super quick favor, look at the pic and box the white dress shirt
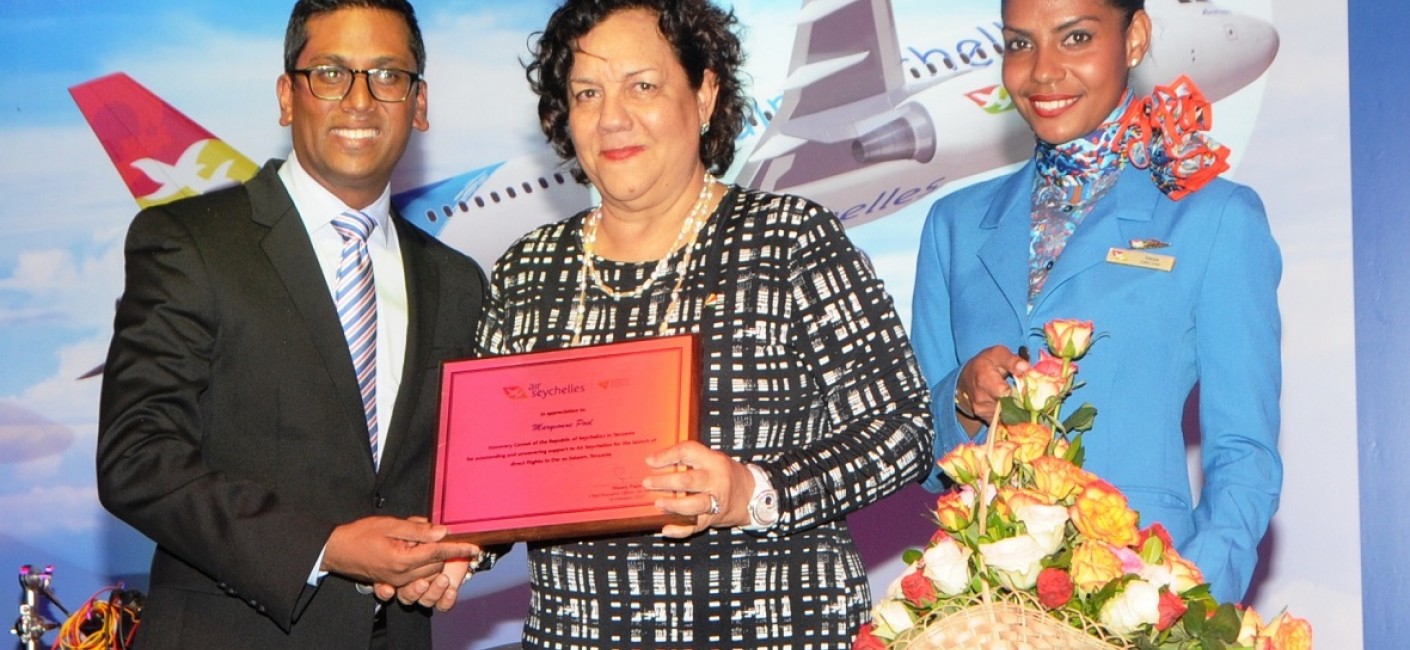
[279,152,409,468]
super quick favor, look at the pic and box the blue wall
[1351,0,1410,647]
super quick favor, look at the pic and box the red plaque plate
[431,334,700,544]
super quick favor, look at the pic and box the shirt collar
[279,150,393,245]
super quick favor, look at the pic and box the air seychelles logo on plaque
[502,382,587,400]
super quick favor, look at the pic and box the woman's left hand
[643,440,754,537]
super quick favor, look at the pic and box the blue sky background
[0,1,1359,648]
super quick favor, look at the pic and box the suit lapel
[1031,168,1162,314]
[247,163,377,474]
[977,161,1038,326]
[376,216,440,483]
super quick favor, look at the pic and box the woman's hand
[643,440,754,538]
[954,345,1030,435]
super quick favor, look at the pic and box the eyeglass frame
[287,65,424,103]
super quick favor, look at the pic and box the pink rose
[901,568,937,606]
[1032,349,1076,380]
[1156,589,1187,631]
[1043,318,1095,360]
[853,622,887,650]
[1036,567,1074,609]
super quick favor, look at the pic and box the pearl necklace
[569,173,716,345]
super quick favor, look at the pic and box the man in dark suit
[96,1,484,647]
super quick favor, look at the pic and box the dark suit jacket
[97,161,486,649]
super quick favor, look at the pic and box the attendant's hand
[955,345,1029,435]
[321,516,481,589]
[643,440,753,537]
[375,558,473,612]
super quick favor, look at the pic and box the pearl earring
[700,122,710,136]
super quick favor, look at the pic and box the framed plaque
[431,334,700,545]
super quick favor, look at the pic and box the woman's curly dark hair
[525,0,749,184]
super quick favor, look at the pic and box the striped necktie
[332,211,379,467]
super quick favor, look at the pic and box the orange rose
[939,443,987,484]
[998,486,1051,515]
[1236,607,1265,645]
[1031,456,1092,503]
[1070,480,1140,547]
[988,440,1017,481]
[1015,366,1066,411]
[1001,422,1053,462]
[1044,318,1095,360]
[1268,612,1313,650]
[934,487,973,533]
[1166,553,1205,595]
[1070,540,1124,593]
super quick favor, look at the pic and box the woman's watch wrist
[742,464,779,531]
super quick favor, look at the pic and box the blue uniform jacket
[911,159,1282,603]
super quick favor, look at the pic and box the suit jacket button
[374,494,387,509]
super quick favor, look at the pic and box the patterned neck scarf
[1026,75,1229,306]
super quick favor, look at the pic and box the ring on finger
[706,493,721,515]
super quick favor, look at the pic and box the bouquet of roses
[855,319,1311,650]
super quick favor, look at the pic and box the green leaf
[999,397,1029,425]
[1067,432,1087,466]
[1062,403,1098,433]
[902,548,923,565]
[1181,601,1208,635]
[1205,604,1242,642]
[1140,534,1165,564]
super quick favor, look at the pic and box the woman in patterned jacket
[471,0,932,647]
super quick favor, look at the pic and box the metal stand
[10,565,66,650]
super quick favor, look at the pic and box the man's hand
[321,516,480,588]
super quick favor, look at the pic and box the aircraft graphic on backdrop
[737,0,1280,227]
[68,0,1276,377]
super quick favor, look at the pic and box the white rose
[979,534,1046,590]
[922,538,973,596]
[1015,503,1070,556]
[884,570,906,600]
[1099,579,1161,635]
[1139,562,1174,590]
[871,598,915,640]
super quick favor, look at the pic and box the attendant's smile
[1029,95,1079,118]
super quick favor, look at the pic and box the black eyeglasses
[288,65,422,102]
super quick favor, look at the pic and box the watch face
[750,490,779,525]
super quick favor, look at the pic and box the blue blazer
[911,159,1282,604]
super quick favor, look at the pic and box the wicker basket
[894,591,1131,650]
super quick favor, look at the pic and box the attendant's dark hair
[1105,0,1145,27]
[1003,0,1144,27]
[525,0,749,184]
[285,0,426,73]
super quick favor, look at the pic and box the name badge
[1106,247,1175,272]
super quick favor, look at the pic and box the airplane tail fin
[69,73,259,208]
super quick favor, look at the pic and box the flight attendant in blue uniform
[910,0,1282,604]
